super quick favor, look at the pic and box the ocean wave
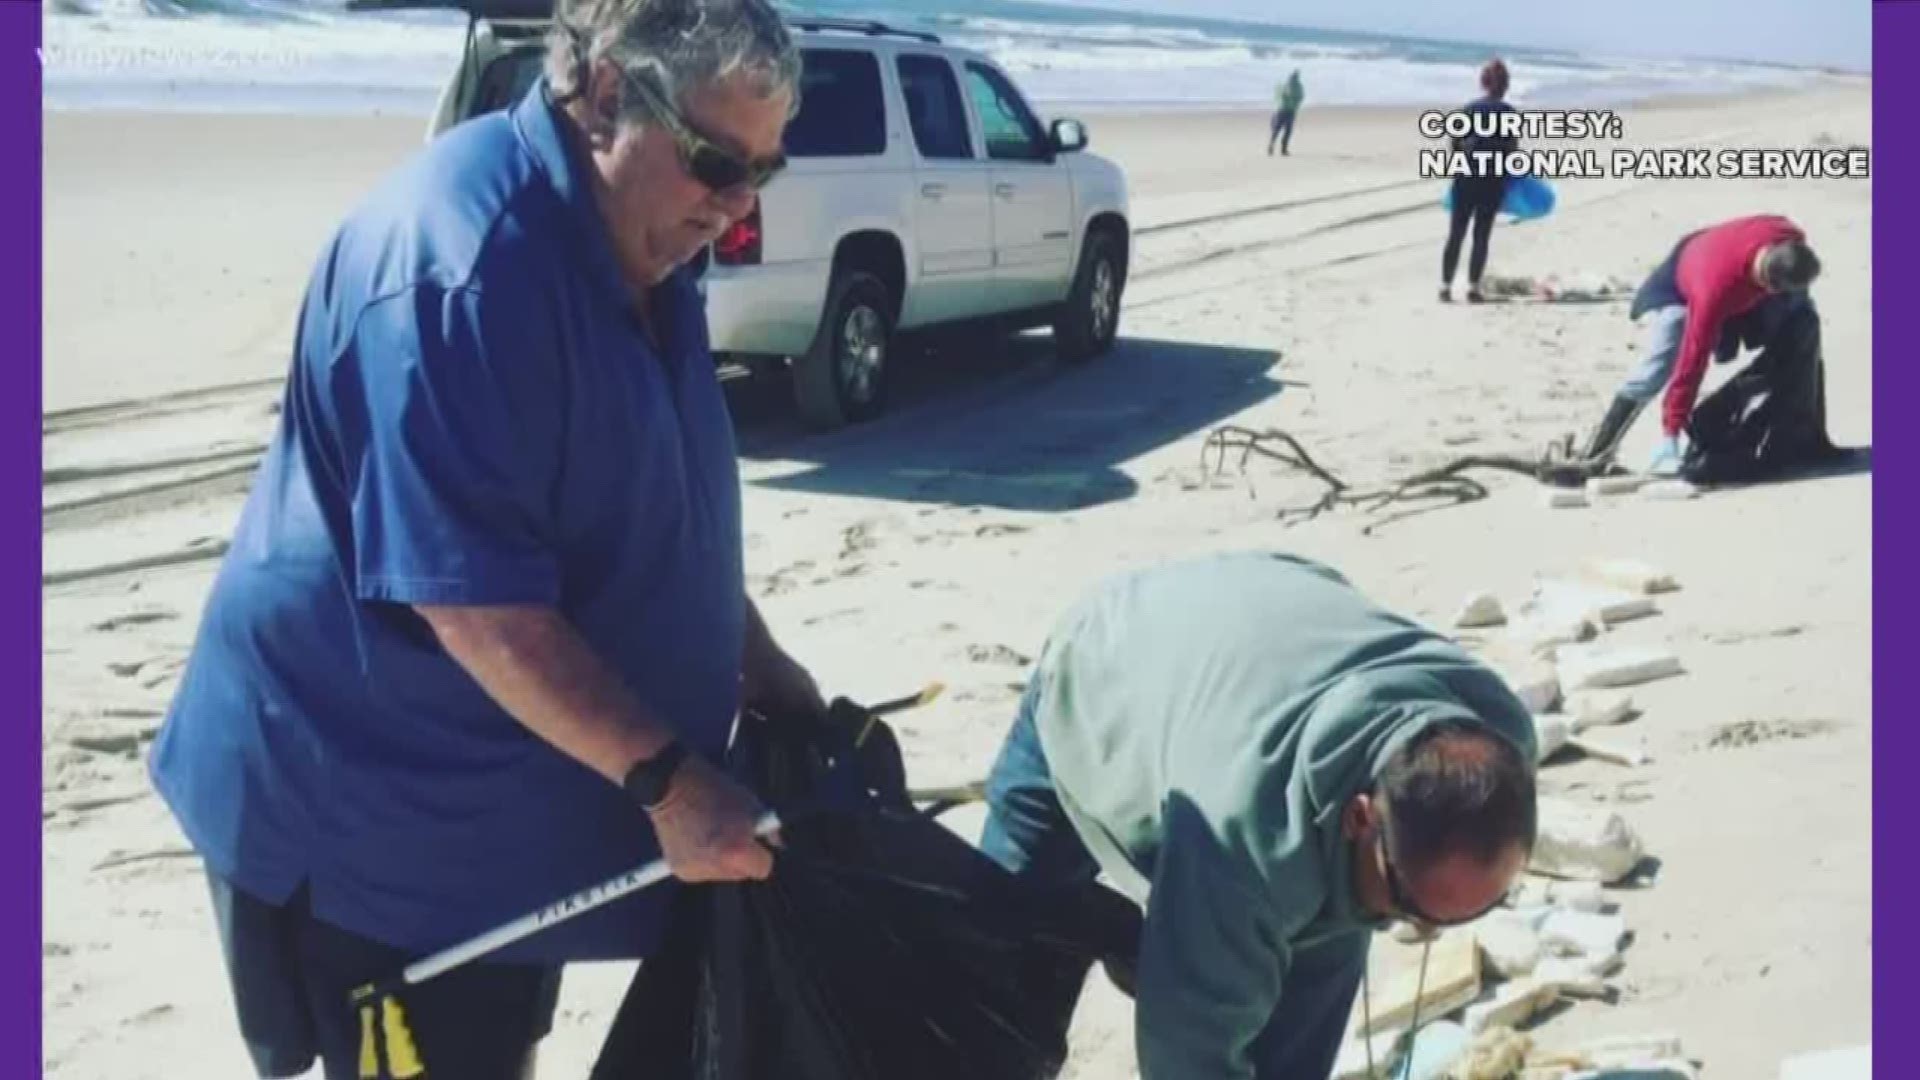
[931,13,1378,61]
[52,0,369,20]
[43,0,1828,114]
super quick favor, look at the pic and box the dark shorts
[208,872,562,1080]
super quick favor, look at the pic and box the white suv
[354,1,1133,427]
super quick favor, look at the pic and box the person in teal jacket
[1269,69,1304,155]
[979,551,1539,1080]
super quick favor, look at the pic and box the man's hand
[646,753,776,882]
[1648,434,1688,477]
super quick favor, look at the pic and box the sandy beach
[44,80,1872,1079]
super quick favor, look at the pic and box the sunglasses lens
[690,147,748,192]
[689,145,786,193]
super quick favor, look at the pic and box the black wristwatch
[622,741,689,811]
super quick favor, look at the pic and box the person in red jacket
[1579,215,1826,475]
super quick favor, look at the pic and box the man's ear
[1342,793,1377,841]
[586,60,624,144]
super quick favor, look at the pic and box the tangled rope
[1201,426,1617,535]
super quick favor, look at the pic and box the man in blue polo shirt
[148,2,808,1076]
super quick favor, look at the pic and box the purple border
[7,1,42,1073]
[1875,0,1903,1062]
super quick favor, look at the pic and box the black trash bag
[590,707,1142,1080]
[1682,296,1844,485]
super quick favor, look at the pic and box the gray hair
[546,0,801,125]
[1759,238,1821,293]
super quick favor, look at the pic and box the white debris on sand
[1473,911,1544,978]
[1464,978,1562,1035]
[1558,1033,1690,1073]
[1585,475,1647,498]
[1535,950,1625,984]
[1566,734,1652,768]
[1579,559,1681,596]
[1530,799,1647,884]
[1344,867,1651,1077]
[1510,610,1603,657]
[1455,1026,1533,1080]
[1492,659,1563,714]
[1362,557,1713,1074]
[1477,271,1639,303]
[1545,881,1610,913]
[1540,910,1628,961]
[1526,581,1658,629]
[1566,1053,1704,1068]
[1455,592,1509,629]
[1566,692,1637,732]
[1534,713,1573,762]
[1556,645,1683,691]
[1641,480,1701,501]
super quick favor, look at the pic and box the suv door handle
[995,183,1017,200]
[920,182,947,200]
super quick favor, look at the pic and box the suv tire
[1054,228,1124,363]
[796,269,894,429]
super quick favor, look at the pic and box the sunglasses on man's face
[1377,831,1505,930]
[625,73,786,193]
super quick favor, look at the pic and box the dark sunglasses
[1377,830,1505,930]
[625,72,787,193]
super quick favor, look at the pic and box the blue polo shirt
[149,81,746,961]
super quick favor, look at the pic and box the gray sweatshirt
[1030,552,1537,1079]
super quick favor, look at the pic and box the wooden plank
[1348,930,1483,1036]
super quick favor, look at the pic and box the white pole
[401,811,781,986]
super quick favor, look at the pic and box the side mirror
[1050,118,1089,154]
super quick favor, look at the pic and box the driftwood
[1201,426,1618,535]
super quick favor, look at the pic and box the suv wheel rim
[1090,258,1117,340]
[841,304,886,404]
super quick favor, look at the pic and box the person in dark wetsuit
[1440,59,1518,304]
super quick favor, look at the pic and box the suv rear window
[477,47,545,116]
[784,48,887,158]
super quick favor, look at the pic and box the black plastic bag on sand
[1682,359,1843,484]
[1682,299,1846,485]
[590,708,1142,1080]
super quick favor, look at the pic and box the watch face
[627,744,685,808]
[634,764,663,803]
